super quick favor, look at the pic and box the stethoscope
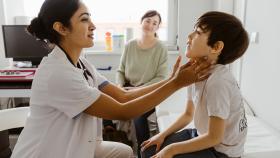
[58,45,94,82]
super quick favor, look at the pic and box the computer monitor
[2,25,52,67]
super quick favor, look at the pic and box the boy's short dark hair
[195,11,249,65]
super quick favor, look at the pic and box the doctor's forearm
[85,78,183,120]
[120,78,180,119]
[142,75,166,87]
[124,78,169,101]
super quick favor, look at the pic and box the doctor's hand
[169,56,182,79]
[192,56,215,79]
[173,58,211,87]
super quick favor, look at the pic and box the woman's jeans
[134,108,155,157]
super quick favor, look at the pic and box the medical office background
[0,0,279,133]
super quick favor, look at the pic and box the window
[23,0,178,51]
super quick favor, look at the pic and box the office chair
[0,107,30,132]
[0,107,29,158]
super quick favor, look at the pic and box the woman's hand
[169,56,182,79]
[141,133,166,153]
[151,145,175,158]
[193,57,214,80]
[173,57,212,87]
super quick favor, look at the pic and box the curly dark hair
[27,0,80,45]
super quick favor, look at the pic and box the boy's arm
[140,99,195,152]
[166,116,225,156]
[160,100,195,138]
[160,85,196,137]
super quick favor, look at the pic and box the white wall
[3,0,25,25]
[0,0,26,68]
[177,0,214,58]
[213,0,234,14]
[0,0,8,68]
[241,0,280,131]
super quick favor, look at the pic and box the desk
[0,67,34,98]
[0,89,31,98]
[0,89,30,109]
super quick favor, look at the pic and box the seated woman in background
[115,10,168,156]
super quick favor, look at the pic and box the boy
[141,11,249,158]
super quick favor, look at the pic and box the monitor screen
[2,25,52,66]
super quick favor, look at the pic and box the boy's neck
[193,56,218,65]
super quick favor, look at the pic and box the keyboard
[0,69,35,89]
[0,81,32,89]
[0,70,34,78]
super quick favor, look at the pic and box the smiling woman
[11,1,134,157]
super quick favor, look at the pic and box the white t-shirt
[190,64,248,157]
[11,46,109,158]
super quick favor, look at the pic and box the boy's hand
[151,145,175,158]
[141,133,166,153]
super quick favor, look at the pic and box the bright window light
[23,0,175,51]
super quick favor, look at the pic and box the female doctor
[11,0,210,158]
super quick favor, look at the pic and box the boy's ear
[53,22,69,36]
[212,41,224,55]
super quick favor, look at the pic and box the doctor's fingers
[173,56,182,71]
[174,55,182,68]
[171,56,182,77]
[194,55,215,71]
[194,61,212,72]
[196,64,213,78]
[196,73,211,82]
[179,60,195,71]
[193,61,213,77]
